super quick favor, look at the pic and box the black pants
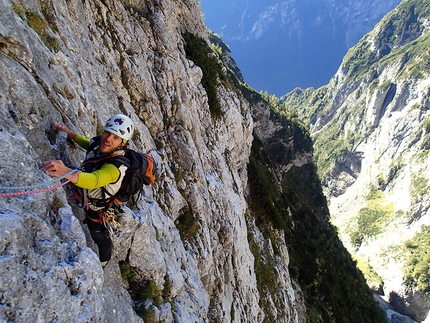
[86,212,112,262]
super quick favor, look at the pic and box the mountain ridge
[200,0,402,96]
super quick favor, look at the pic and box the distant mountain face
[200,0,401,96]
[281,0,430,320]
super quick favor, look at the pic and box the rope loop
[0,170,80,197]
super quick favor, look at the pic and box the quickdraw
[65,184,86,208]
[103,208,122,238]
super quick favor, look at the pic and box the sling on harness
[84,208,122,238]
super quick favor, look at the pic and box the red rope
[0,172,80,197]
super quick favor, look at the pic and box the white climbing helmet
[104,114,134,141]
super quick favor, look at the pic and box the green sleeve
[74,134,91,150]
[75,163,121,189]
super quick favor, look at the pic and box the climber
[42,114,135,268]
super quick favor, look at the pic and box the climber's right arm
[52,122,90,150]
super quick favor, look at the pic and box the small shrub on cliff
[403,225,430,295]
[119,261,164,320]
[120,261,138,282]
[355,256,384,292]
[175,206,199,240]
[183,32,225,119]
[409,173,429,203]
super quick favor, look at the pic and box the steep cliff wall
[0,0,305,322]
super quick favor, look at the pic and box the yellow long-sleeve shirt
[73,134,121,190]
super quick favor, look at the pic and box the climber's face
[99,130,124,154]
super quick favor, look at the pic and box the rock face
[0,0,306,322]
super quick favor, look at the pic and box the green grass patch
[409,173,430,203]
[403,225,430,295]
[354,255,384,291]
[119,261,164,321]
[24,10,60,52]
[349,185,394,246]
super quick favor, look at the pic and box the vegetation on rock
[246,99,387,322]
[403,225,430,295]
[183,32,226,119]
